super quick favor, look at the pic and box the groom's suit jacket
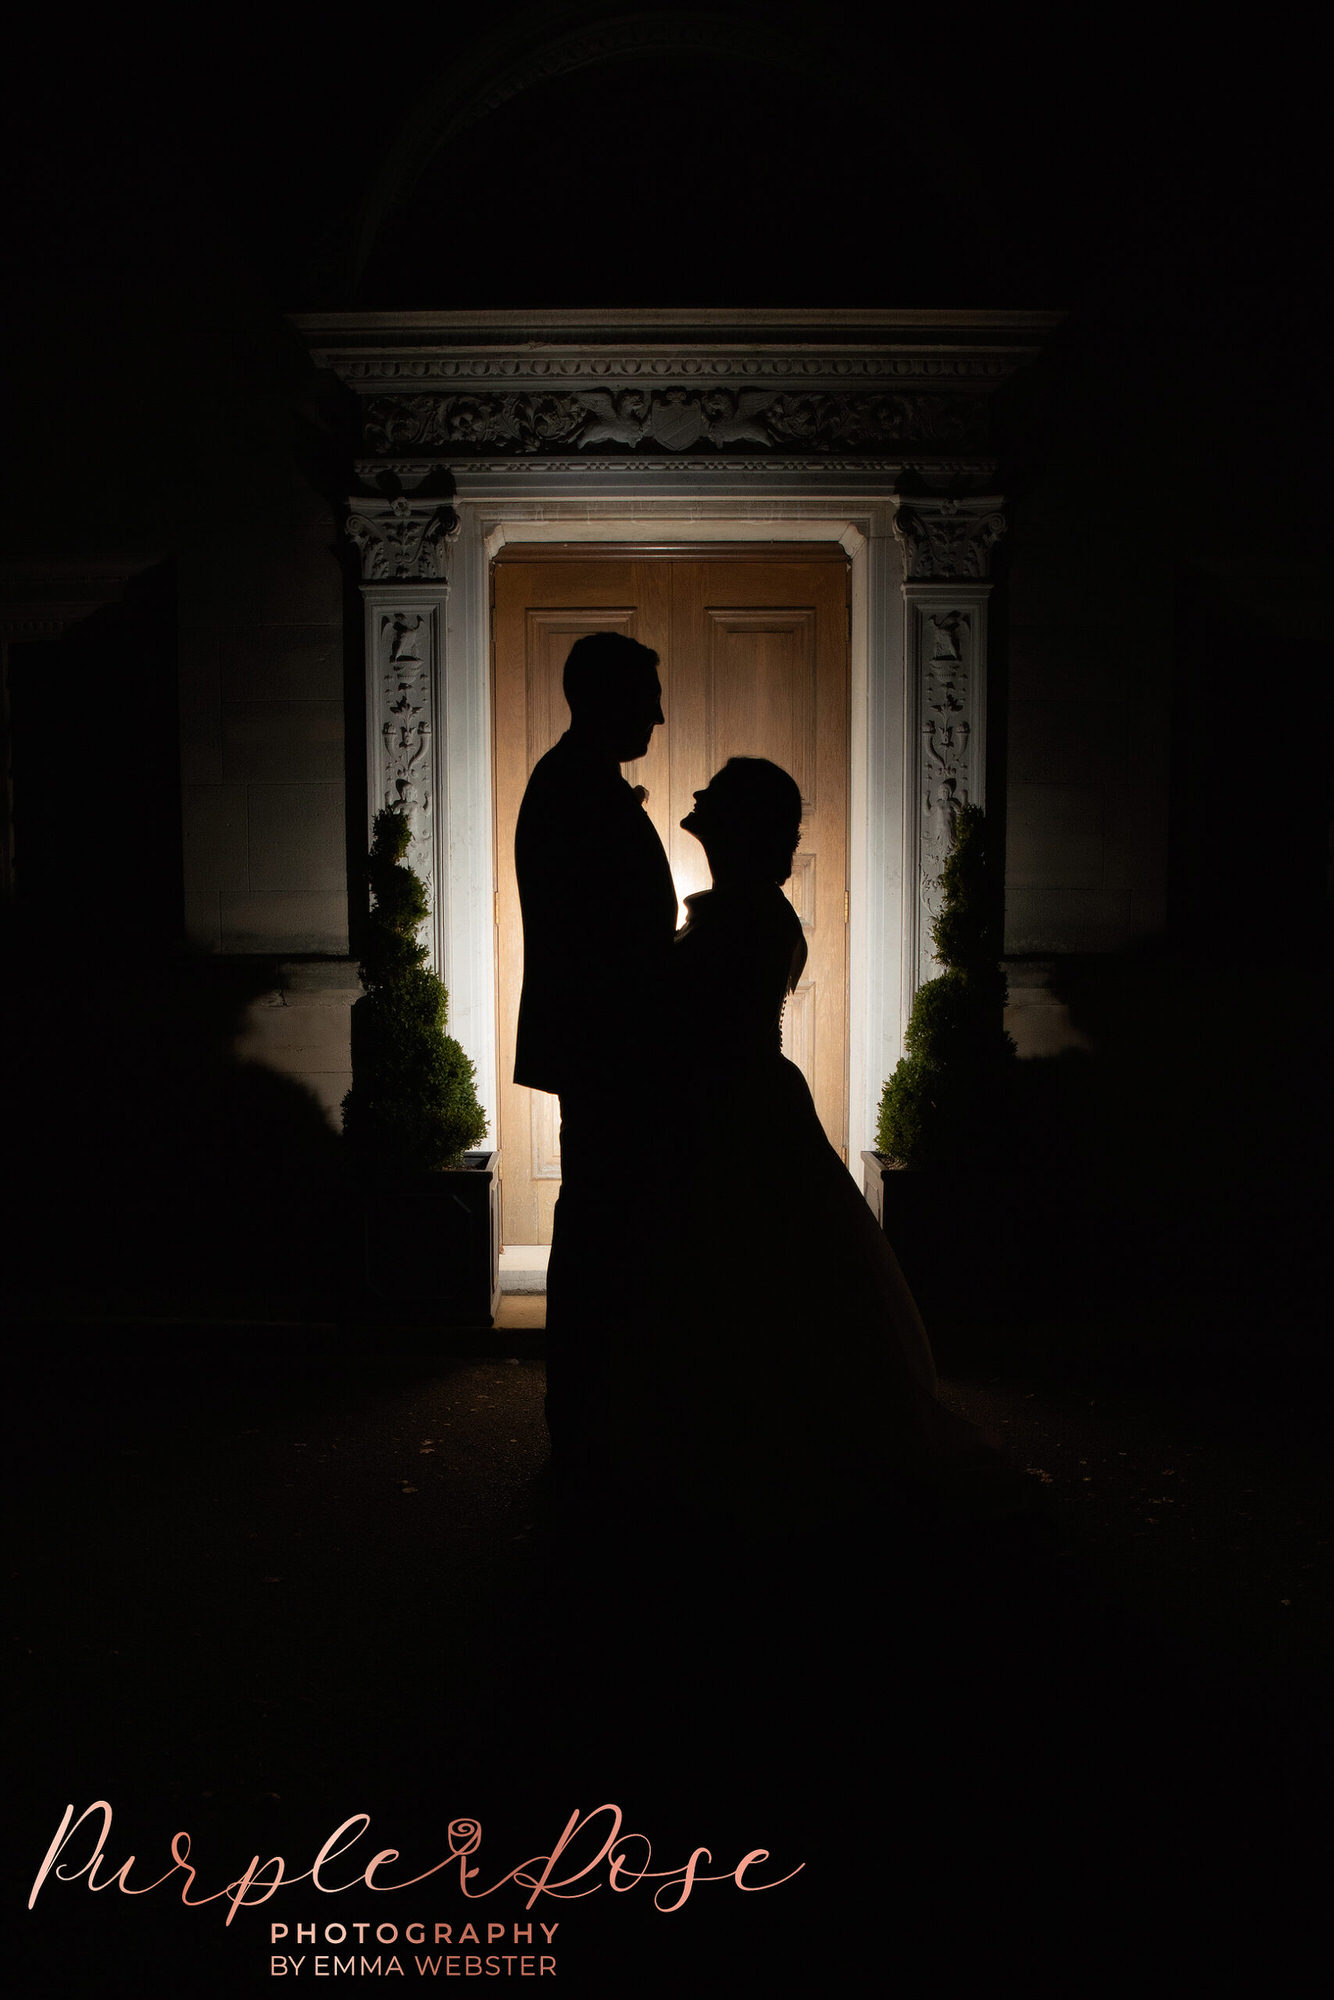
[514,731,678,1098]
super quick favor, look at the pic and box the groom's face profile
[564,635,664,761]
[610,668,665,763]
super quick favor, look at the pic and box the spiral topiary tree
[342,807,488,1177]
[875,803,1017,1167]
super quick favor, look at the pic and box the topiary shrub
[342,807,488,1177]
[875,803,1017,1167]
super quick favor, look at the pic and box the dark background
[4,5,1331,1992]
[3,0,1329,918]
[3,0,1329,1315]
[3,2,1328,575]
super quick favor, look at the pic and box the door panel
[493,553,849,1245]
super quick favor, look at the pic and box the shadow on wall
[0,907,356,1318]
[1013,933,1332,1355]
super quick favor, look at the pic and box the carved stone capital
[893,499,1006,580]
[346,497,460,581]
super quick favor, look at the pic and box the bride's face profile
[681,770,761,881]
[680,776,724,841]
[681,758,803,886]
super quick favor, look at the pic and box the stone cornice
[294,317,1055,405]
[295,313,1056,482]
[330,352,1021,389]
[293,313,1058,483]
[292,306,1064,346]
[363,457,999,486]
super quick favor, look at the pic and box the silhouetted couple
[516,631,1013,1531]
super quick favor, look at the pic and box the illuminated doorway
[491,545,850,1246]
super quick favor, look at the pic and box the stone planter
[861,1150,1034,1333]
[862,1151,953,1323]
[363,1149,501,1325]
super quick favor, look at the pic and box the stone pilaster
[347,497,459,950]
[894,499,1005,991]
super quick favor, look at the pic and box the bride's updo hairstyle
[710,757,803,883]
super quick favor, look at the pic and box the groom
[514,631,677,1471]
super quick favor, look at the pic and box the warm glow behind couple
[514,631,1018,1535]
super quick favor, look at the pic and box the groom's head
[564,633,664,762]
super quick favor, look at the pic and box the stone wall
[234,959,361,1131]
[179,507,348,957]
[178,501,356,1127]
[1003,476,1172,961]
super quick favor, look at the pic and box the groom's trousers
[544,1082,644,1469]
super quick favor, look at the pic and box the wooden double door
[493,547,850,1245]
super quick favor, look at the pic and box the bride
[605,755,1020,1532]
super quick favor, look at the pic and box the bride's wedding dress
[606,880,1019,1530]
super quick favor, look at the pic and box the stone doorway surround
[293,309,1059,1163]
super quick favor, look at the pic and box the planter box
[364,1149,501,1325]
[861,1150,1038,1331]
[863,1151,964,1323]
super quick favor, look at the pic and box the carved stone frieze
[893,500,1006,579]
[346,496,460,580]
[361,388,987,458]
